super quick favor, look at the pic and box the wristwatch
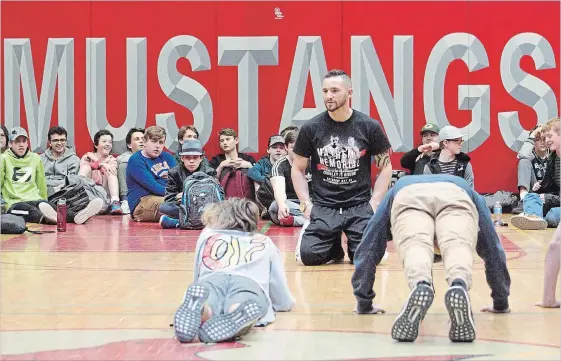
[299,201,312,213]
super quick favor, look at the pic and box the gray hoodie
[193,228,295,324]
[40,146,81,195]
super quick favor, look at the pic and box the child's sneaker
[198,300,264,343]
[160,215,180,229]
[391,282,434,342]
[109,201,123,215]
[74,198,103,224]
[279,215,294,227]
[120,200,130,215]
[38,202,58,224]
[174,284,210,343]
[510,213,547,230]
[445,283,476,342]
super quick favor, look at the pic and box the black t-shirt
[270,156,311,200]
[293,110,391,208]
[209,153,256,169]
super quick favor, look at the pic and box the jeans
[523,193,560,227]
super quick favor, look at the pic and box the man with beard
[291,69,393,266]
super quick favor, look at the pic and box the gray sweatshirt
[193,227,295,324]
[40,147,81,195]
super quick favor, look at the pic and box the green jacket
[1,149,48,209]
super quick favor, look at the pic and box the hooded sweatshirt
[40,146,81,194]
[1,149,48,208]
[193,227,296,324]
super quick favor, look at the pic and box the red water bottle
[57,198,67,232]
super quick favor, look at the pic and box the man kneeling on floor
[351,174,511,343]
[173,198,295,343]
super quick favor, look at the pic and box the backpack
[48,181,91,213]
[1,214,55,235]
[480,190,519,213]
[219,168,256,201]
[179,172,225,229]
[256,177,275,210]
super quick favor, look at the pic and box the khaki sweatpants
[390,182,478,290]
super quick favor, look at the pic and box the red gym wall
[1,0,560,193]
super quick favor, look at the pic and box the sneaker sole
[199,300,263,343]
[510,215,547,230]
[38,202,58,223]
[74,198,104,225]
[445,286,476,342]
[391,285,434,342]
[174,284,209,343]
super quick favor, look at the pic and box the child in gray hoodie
[173,198,295,344]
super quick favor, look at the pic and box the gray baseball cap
[438,126,465,140]
[9,127,28,141]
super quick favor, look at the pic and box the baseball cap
[438,126,466,140]
[420,123,440,135]
[268,135,285,147]
[179,139,204,156]
[9,127,28,141]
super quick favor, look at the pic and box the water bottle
[493,201,503,226]
[57,198,67,232]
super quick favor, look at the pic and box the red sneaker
[279,215,294,227]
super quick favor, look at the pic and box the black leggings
[8,200,77,224]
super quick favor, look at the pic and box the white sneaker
[38,202,57,223]
[74,198,103,225]
[121,200,130,214]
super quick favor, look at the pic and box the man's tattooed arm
[374,151,390,169]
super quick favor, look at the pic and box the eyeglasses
[447,138,464,144]
[50,139,67,143]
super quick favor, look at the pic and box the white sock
[111,196,119,202]
[520,190,528,201]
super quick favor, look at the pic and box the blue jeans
[159,202,180,219]
[523,193,560,227]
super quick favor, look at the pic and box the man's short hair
[323,69,352,88]
[218,128,237,138]
[144,126,167,142]
[178,125,199,141]
[284,130,299,145]
[280,126,299,137]
[126,128,144,150]
[47,126,67,142]
[542,117,560,135]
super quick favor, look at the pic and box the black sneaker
[198,300,264,343]
[391,283,434,342]
[173,284,209,343]
[445,285,476,342]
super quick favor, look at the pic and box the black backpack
[179,172,225,229]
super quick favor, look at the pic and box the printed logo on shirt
[201,233,268,270]
[534,162,547,179]
[316,135,365,185]
[12,167,33,183]
[151,161,171,179]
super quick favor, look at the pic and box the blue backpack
[179,172,225,229]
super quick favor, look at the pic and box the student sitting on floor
[159,139,216,229]
[173,198,295,344]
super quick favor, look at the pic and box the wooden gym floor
[0,214,559,360]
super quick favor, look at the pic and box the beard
[324,97,346,112]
